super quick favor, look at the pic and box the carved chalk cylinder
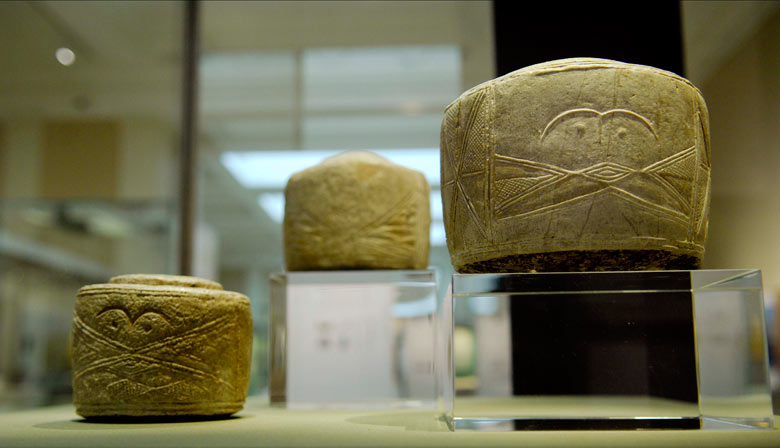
[441,58,711,272]
[284,151,431,271]
[71,274,252,418]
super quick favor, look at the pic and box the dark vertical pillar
[492,1,691,399]
[492,2,684,77]
[179,0,200,275]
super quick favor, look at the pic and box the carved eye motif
[573,123,587,138]
[96,307,172,343]
[134,313,170,337]
[97,309,131,334]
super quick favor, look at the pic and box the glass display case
[447,269,774,431]
[269,269,451,427]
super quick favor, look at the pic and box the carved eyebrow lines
[96,307,171,327]
[540,108,659,141]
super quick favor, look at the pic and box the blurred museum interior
[0,1,779,412]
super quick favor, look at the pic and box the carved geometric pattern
[494,145,699,228]
[292,190,422,267]
[494,176,555,204]
[442,89,491,239]
[73,312,236,400]
[645,146,697,213]
[442,60,712,269]
[484,103,708,246]
[581,162,633,183]
[690,110,711,242]
[493,156,567,211]
[352,192,422,264]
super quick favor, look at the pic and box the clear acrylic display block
[446,269,774,431]
[269,270,450,424]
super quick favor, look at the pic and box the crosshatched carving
[440,58,711,273]
[284,151,431,271]
[71,274,252,418]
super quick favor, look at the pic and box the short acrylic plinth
[269,270,450,427]
[446,269,774,431]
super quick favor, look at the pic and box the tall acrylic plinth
[269,270,451,429]
[446,269,774,431]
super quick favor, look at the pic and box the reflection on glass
[448,270,774,431]
[269,271,443,410]
[199,0,494,395]
[693,270,774,429]
[0,1,183,411]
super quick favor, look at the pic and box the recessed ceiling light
[55,47,75,66]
